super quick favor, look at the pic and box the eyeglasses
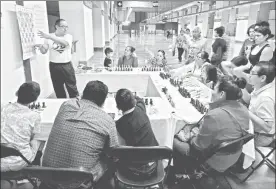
[59,25,69,29]
[249,72,259,76]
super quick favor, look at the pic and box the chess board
[16,5,35,60]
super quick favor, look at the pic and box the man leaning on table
[115,89,159,179]
[42,80,119,189]
[173,76,249,174]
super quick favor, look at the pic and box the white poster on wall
[15,5,35,60]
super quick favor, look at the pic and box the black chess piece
[145,99,148,105]
[37,102,41,109]
[150,99,153,106]
[31,102,35,109]
[42,102,46,108]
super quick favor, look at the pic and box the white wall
[48,15,59,33]
[1,1,52,103]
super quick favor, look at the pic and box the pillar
[59,1,94,66]
[92,1,105,51]
[104,2,110,45]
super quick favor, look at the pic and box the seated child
[104,47,113,68]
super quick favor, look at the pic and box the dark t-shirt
[116,97,158,147]
[104,57,112,67]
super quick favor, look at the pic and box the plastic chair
[22,166,94,189]
[242,136,275,182]
[1,143,37,187]
[110,146,173,189]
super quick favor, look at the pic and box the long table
[34,71,254,168]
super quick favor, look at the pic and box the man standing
[42,80,119,188]
[35,19,79,98]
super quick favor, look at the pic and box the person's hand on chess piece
[38,30,51,39]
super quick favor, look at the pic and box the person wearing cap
[1,82,41,172]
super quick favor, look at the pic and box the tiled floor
[42,34,275,189]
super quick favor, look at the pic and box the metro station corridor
[1,1,275,189]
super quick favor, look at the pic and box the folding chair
[110,146,173,189]
[22,166,94,189]
[242,136,275,182]
[186,133,255,188]
[1,143,38,188]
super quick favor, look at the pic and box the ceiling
[131,1,194,13]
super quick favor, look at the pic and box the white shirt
[46,33,73,63]
[249,82,275,134]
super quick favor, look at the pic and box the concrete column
[59,1,94,66]
[92,1,105,50]
[104,2,110,45]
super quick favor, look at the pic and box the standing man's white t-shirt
[46,33,73,63]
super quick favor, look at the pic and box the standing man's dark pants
[49,62,79,98]
[177,48,184,62]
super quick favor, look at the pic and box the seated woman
[248,62,275,147]
[117,46,138,67]
[201,64,218,89]
[173,76,249,174]
[147,50,169,72]
[171,51,211,79]
[1,82,41,172]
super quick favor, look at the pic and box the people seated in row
[117,46,138,67]
[147,50,169,71]
[42,81,119,188]
[115,89,159,177]
[1,82,41,172]
[173,75,249,173]
[248,62,275,147]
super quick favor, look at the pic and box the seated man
[115,89,159,179]
[248,61,275,146]
[42,81,119,189]
[173,76,249,174]
[1,82,41,172]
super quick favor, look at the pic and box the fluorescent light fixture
[122,21,131,25]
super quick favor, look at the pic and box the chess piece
[131,66,133,71]
[145,98,148,105]
[42,102,46,108]
[150,99,153,106]
[32,102,35,109]
[37,102,41,109]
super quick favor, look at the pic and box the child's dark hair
[104,47,113,56]
[158,50,166,60]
